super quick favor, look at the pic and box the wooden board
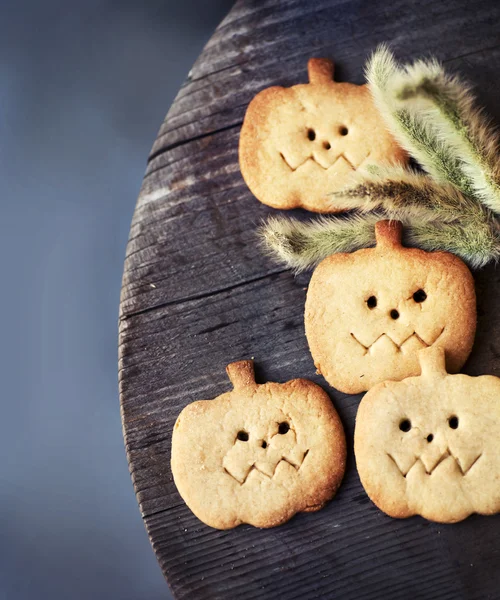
[119,1,500,597]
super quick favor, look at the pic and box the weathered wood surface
[119,0,500,597]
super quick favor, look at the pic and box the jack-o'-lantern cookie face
[239,58,407,213]
[355,347,500,523]
[171,361,346,529]
[305,220,476,394]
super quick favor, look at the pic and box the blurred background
[0,0,233,598]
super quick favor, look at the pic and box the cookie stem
[375,220,403,248]
[308,58,334,84]
[226,360,256,391]
[419,347,447,378]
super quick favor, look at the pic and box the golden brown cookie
[239,58,408,213]
[304,220,476,394]
[355,347,500,523]
[171,360,346,529]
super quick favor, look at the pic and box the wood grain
[119,0,500,597]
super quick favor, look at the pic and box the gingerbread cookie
[304,220,476,394]
[239,58,407,213]
[355,347,500,523]
[171,360,346,529]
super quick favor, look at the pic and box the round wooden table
[119,1,500,597]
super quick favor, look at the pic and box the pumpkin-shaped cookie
[355,347,500,523]
[239,58,407,213]
[171,360,346,529]
[305,220,476,394]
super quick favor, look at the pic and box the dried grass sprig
[260,213,500,271]
[366,47,468,191]
[367,45,500,212]
[260,213,381,272]
[330,165,490,225]
[407,220,500,269]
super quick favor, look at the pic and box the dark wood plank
[120,0,500,598]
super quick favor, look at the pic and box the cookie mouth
[224,449,309,485]
[387,449,482,477]
[350,328,445,355]
[280,151,370,172]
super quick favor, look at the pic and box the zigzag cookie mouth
[387,450,482,477]
[280,151,370,172]
[350,328,445,355]
[224,449,309,485]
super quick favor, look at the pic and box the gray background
[0,1,233,598]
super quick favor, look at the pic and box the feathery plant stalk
[260,46,500,271]
[329,165,487,222]
[261,213,500,271]
[260,214,380,272]
[407,221,500,268]
[367,45,500,212]
[367,48,474,195]
[395,110,474,195]
[397,78,500,211]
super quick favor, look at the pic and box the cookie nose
[390,309,399,320]
[426,434,434,443]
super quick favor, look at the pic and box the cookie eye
[339,126,348,136]
[307,128,316,141]
[413,289,427,303]
[367,295,377,309]
[278,422,290,434]
[237,431,249,441]
[399,419,411,432]
[448,416,459,429]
